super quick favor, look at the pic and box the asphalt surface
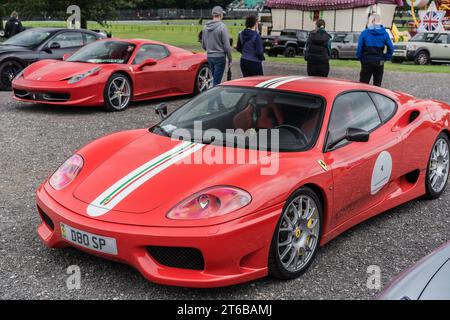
[1,63,449,300]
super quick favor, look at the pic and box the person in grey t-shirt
[201,6,232,86]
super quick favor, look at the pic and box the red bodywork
[36,77,450,287]
[12,39,207,106]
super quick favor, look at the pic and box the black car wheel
[268,187,322,280]
[283,46,296,58]
[268,50,278,57]
[331,49,339,60]
[0,60,23,91]
[424,133,450,200]
[391,57,403,64]
[103,74,132,112]
[415,51,430,65]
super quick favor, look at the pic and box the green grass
[21,21,450,74]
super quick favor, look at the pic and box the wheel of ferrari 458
[268,187,322,280]
[0,60,23,91]
[195,64,213,94]
[425,133,450,200]
[103,74,132,111]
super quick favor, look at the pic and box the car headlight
[49,154,84,190]
[68,67,101,84]
[166,187,252,220]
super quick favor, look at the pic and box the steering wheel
[275,125,309,146]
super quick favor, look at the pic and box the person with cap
[4,11,24,39]
[236,15,265,77]
[304,19,332,77]
[356,13,394,87]
[202,6,233,86]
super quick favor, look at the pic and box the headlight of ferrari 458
[68,67,101,84]
[49,154,84,190]
[166,187,252,220]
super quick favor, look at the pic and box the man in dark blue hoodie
[236,15,265,77]
[356,14,394,87]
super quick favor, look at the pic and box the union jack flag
[419,9,445,32]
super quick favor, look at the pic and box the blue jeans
[208,56,226,87]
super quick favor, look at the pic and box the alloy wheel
[197,66,213,93]
[1,62,22,88]
[429,137,450,193]
[108,76,131,110]
[277,195,320,272]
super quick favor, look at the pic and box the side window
[133,44,169,65]
[437,34,448,44]
[83,33,98,45]
[328,92,382,148]
[50,32,83,48]
[369,93,397,122]
[344,34,352,43]
[353,34,360,43]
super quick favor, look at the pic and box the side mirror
[327,127,370,151]
[62,53,72,61]
[155,103,168,120]
[346,127,370,143]
[138,58,157,70]
[435,39,442,44]
[49,42,61,50]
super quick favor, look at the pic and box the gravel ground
[0,63,449,300]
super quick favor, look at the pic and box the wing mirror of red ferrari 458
[138,58,158,70]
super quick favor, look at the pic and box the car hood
[71,132,282,221]
[0,45,32,54]
[24,60,102,82]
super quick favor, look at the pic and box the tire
[268,51,278,57]
[283,46,296,58]
[424,133,450,200]
[103,73,132,112]
[268,187,322,280]
[414,51,430,65]
[0,60,24,91]
[194,64,213,94]
[331,49,339,60]
[391,58,403,64]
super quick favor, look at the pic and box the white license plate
[60,223,118,255]
[393,51,404,56]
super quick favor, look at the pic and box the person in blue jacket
[236,15,265,77]
[356,14,394,87]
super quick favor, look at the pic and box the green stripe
[100,142,194,205]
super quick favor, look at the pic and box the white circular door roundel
[371,151,393,195]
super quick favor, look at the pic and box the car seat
[233,97,284,131]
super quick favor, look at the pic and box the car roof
[25,27,102,36]
[98,38,170,46]
[222,76,395,101]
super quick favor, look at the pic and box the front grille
[38,206,54,231]
[147,246,205,271]
[14,90,70,102]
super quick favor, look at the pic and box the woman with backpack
[236,15,265,77]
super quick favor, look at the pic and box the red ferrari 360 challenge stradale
[35,76,450,288]
[12,39,212,111]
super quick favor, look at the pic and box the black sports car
[0,28,106,90]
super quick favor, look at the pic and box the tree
[2,0,143,28]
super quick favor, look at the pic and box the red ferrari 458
[12,39,212,111]
[36,76,450,287]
